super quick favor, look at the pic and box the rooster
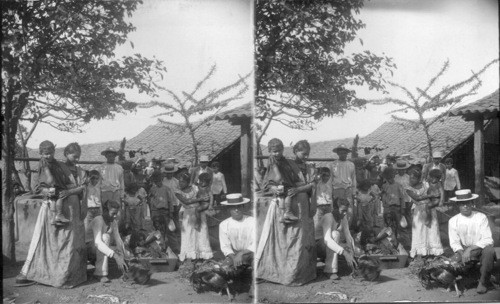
[418,255,475,297]
[122,259,152,285]
[352,255,382,281]
[189,259,251,301]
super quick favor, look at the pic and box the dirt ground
[2,244,253,304]
[256,258,500,303]
[4,244,500,304]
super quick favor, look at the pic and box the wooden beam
[14,157,103,165]
[240,120,252,198]
[474,118,485,206]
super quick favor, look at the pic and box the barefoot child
[148,171,174,242]
[123,182,147,232]
[355,179,377,232]
[425,169,444,227]
[195,172,213,231]
[381,167,405,236]
[37,140,74,225]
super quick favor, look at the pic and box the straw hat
[101,147,119,156]
[163,163,178,173]
[220,193,250,206]
[395,160,410,170]
[449,189,479,202]
[332,144,351,153]
[432,151,444,159]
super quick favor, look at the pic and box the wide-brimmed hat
[395,160,410,170]
[332,144,351,153]
[163,163,178,173]
[199,155,210,163]
[432,151,444,159]
[220,193,250,206]
[101,147,119,156]
[449,189,479,202]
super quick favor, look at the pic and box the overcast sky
[262,0,499,145]
[27,0,253,149]
[26,0,498,150]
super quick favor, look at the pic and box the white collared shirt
[219,215,255,256]
[448,211,493,252]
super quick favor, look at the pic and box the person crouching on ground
[88,200,129,283]
[448,189,495,294]
[219,193,255,268]
[317,198,358,281]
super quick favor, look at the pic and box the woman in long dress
[174,173,213,261]
[256,138,317,286]
[16,142,88,288]
[406,169,443,258]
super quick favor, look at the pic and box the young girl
[210,162,227,206]
[175,173,213,262]
[425,169,444,227]
[37,140,75,225]
[443,158,461,202]
[406,169,443,258]
[355,179,377,232]
[123,182,147,232]
[195,172,213,231]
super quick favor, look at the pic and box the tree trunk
[2,95,21,263]
[422,122,433,159]
[17,125,31,192]
[188,126,199,166]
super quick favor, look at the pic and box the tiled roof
[126,119,240,164]
[449,90,499,117]
[266,116,475,162]
[215,102,252,121]
[357,116,474,159]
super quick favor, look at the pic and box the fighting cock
[122,259,152,285]
[353,255,382,281]
[418,255,473,297]
[189,259,249,301]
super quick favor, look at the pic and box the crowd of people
[255,138,495,294]
[15,140,254,288]
[11,137,496,296]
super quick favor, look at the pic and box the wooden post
[474,118,485,206]
[240,119,252,198]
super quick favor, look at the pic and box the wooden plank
[474,118,485,206]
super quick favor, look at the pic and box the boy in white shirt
[210,162,227,206]
[444,158,461,202]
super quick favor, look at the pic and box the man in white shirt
[318,198,357,280]
[448,189,495,294]
[89,200,128,283]
[219,194,254,267]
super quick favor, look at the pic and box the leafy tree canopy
[1,0,166,261]
[255,0,396,137]
[2,0,167,132]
